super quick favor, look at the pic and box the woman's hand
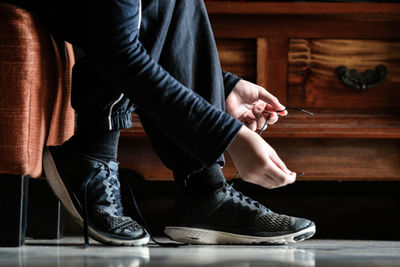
[226,80,287,131]
[227,126,296,189]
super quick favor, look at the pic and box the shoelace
[81,163,184,248]
[222,183,265,210]
[104,172,123,216]
[121,177,186,247]
[82,167,103,248]
[81,157,127,248]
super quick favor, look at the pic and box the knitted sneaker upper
[94,208,142,234]
[48,144,148,239]
[172,183,311,236]
[83,159,124,217]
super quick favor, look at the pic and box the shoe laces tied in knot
[223,183,264,210]
[100,162,123,217]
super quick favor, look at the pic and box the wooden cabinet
[120,2,400,181]
[288,39,400,110]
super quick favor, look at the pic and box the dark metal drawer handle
[335,65,387,91]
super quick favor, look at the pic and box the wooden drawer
[288,39,400,110]
[217,39,257,83]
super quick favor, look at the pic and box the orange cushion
[0,3,75,178]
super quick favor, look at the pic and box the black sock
[177,164,226,196]
[69,129,120,161]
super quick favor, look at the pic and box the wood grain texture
[256,38,268,88]
[260,111,400,139]
[119,137,400,181]
[223,138,400,181]
[208,14,400,39]
[206,2,400,15]
[260,38,288,105]
[118,137,171,180]
[122,111,400,139]
[288,39,400,109]
[216,38,256,83]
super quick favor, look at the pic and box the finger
[240,110,256,123]
[267,112,279,124]
[288,172,296,184]
[252,107,267,130]
[267,157,296,186]
[245,119,257,131]
[262,170,286,188]
[258,87,286,110]
[247,172,279,189]
[278,109,288,116]
[269,151,291,175]
[260,172,281,189]
[264,104,288,116]
[254,101,267,113]
[256,114,266,130]
[269,153,296,185]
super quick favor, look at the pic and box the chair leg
[0,174,29,247]
[27,178,63,240]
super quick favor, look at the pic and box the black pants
[4,0,231,182]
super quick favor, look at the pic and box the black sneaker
[42,143,149,246]
[165,183,315,245]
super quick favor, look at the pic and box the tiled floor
[1,237,400,266]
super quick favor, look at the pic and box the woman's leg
[137,0,228,194]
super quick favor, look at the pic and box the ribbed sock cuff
[71,129,120,161]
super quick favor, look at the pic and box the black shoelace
[82,167,103,248]
[82,164,184,248]
[222,183,265,210]
[81,155,125,248]
[121,178,186,247]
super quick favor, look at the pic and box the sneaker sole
[43,148,149,246]
[164,225,316,245]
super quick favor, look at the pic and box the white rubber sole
[43,148,149,246]
[164,225,316,245]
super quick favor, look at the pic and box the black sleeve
[222,70,242,98]
[90,0,243,166]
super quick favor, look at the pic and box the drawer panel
[288,39,400,110]
[216,38,257,83]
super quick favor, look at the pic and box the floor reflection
[150,246,315,266]
[0,238,399,267]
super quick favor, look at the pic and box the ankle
[177,164,226,196]
[71,129,120,161]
